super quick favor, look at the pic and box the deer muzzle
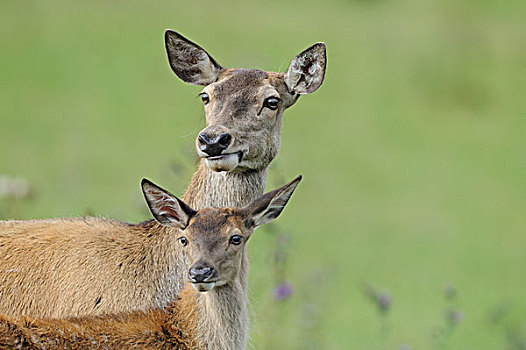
[188,265,219,292]
[196,127,243,172]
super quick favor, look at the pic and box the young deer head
[165,30,326,172]
[142,175,302,293]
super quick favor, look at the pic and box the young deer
[0,31,324,319]
[0,176,301,350]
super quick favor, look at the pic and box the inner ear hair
[285,42,326,95]
[141,178,196,229]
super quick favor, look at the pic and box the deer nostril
[217,133,232,148]
[198,132,211,146]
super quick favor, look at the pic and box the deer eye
[178,237,188,247]
[199,93,210,105]
[263,97,280,110]
[229,235,242,245]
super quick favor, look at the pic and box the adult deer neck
[183,159,267,209]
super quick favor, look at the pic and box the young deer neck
[183,159,267,209]
[183,253,250,350]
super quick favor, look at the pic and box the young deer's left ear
[141,179,196,230]
[284,43,326,95]
[244,175,302,229]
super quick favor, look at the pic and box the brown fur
[0,290,195,349]
[0,218,182,318]
[0,178,301,350]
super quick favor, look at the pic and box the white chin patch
[191,282,216,292]
[204,153,239,172]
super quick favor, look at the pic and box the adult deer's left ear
[284,43,326,95]
[243,175,302,229]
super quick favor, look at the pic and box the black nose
[189,266,215,283]
[198,132,232,157]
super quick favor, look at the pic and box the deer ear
[244,175,302,229]
[284,43,326,95]
[165,30,224,86]
[141,179,196,230]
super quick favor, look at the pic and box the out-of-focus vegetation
[1,0,525,348]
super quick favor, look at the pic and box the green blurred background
[1,0,525,348]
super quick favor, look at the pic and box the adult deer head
[165,30,326,172]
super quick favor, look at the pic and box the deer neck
[180,254,250,350]
[183,160,267,209]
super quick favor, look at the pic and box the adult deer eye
[264,97,280,110]
[229,235,242,245]
[179,237,188,247]
[199,93,210,105]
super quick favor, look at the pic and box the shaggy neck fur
[183,160,267,209]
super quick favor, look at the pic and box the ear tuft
[285,42,326,95]
[164,30,224,86]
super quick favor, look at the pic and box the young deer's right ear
[141,179,196,230]
[165,30,224,86]
[244,175,302,229]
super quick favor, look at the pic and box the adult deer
[0,177,301,350]
[0,31,324,318]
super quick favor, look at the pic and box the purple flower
[376,292,392,313]
[446,309,465,326]
[273,282,294,301]
[363,284,392,314]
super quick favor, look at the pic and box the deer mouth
[204,152,243,172]
[191,281,217,292]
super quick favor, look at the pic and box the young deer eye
[178,237,188,247]
[199,93,210,105]
[229,235,242,245]
[263,97,280,110]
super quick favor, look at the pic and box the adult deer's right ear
[243,175,302,229]
[142,179,196,230]
[284,42,326,95]
[165,30,224,86]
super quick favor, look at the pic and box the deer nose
[189,266,215,283]
[198,132,232,157]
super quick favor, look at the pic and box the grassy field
[1,0,525,348]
